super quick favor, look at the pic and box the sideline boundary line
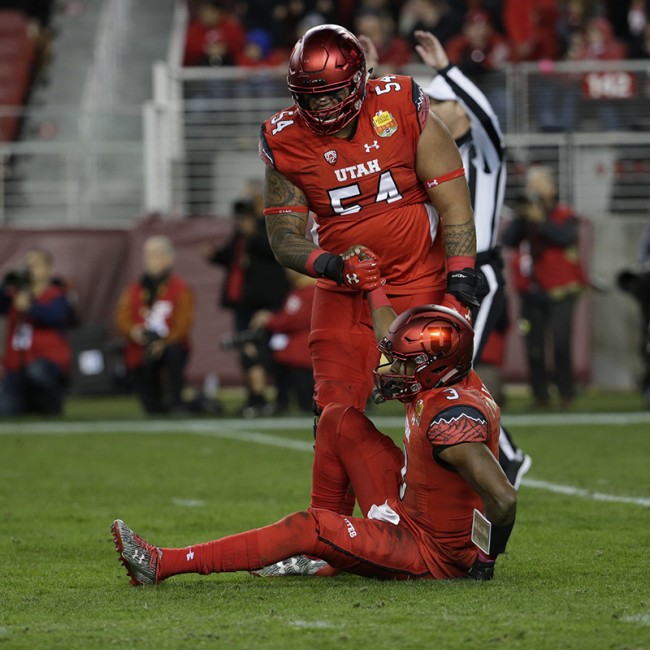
[0,410,649,436]
[1,415,649,508]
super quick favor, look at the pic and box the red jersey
[266,284,314,369]
[259,75,446,296]
[390,370,501,575]
[2,284,72,373]
[510,204,586,294]
[116,275,193,369]
[183,17,246,66]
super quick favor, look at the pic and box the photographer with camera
[202,189,289,417]
[222,270,316,417]
[503,165,586,408]
[115,236,194,415]
[0,249,75,416]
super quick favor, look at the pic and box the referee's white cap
[424,75,457,102]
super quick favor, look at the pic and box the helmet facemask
[291,70,366,135]
[373,352,429,402]
[287,24,367,136]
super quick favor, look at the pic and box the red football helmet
[288,24,367,135]
[374,305,474,401]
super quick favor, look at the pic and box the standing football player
[412,30,531,488]
[112,285,517,585]
[258,24,482,424]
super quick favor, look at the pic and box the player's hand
[13,290,32,312]
[130,324,148,345]
[340,245,384,291]
[357,34,379,73]
[441,293,473,324]
[414,30,449,70]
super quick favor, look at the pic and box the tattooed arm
[263,165,315,273]
[415,113,481,320]
[415,112,476,261]
[264,166,383,290]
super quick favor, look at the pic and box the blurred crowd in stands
[183,0,650,70]
[0,0,56,142]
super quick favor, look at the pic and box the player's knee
[317,403,371,451]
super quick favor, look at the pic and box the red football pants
[157,404,434,581]
[309,286,444,411]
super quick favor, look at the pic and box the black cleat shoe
[503,453,532,490]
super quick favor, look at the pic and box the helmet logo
[324,150,338,165]
[372,110,398,137]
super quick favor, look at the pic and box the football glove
[441,293,473,324]
[443,268,484,323]
[342,253,383,291]
[311,246,384,291]
[466,550,495,581]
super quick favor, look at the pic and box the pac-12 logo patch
[372,110,398,137]
[324,150,338,165]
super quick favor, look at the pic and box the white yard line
[1,414,649,508]
[521,478,650,508]
[0,411,649,435]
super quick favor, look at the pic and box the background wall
[0,216,605,391]
[0,217,243,388]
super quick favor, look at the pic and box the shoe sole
[513,455,532,491]
[111,519,145,587]
[250,556,338,578]
[250,566,338,578]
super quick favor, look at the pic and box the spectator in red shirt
[183,0,246,66]
[551,15,628,131]
[503,165,586,408]
[0,249,75,415]
[444,9,510,127]
[248,270,316,414]
[503,0,560,62]
[569,16,627,61]
[115,236,194,415]
[446,9,511,76]
[355,8,413,67]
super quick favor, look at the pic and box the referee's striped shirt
[426,65,507,256]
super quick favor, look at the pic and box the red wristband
[367,287,392,311]
[305,248,326,277]
[423,167,465,189]
[263,205,310,216]
[447,255,475,272]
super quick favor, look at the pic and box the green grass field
[1,392,649,649]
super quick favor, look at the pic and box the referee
[415,30,531,489]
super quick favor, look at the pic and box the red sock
[157,511,321,580]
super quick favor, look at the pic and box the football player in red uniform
[111,287,517,585]
[258,24,482,416]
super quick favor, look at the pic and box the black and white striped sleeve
[437,65,505,172]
